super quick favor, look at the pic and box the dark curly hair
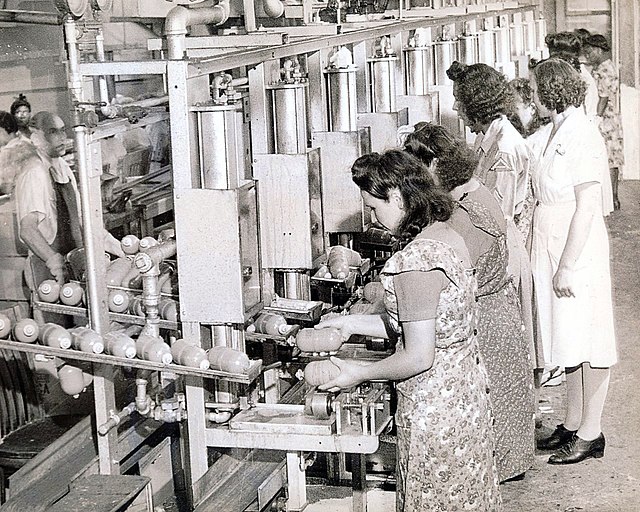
[446,61,511,126]
[0,111,18,135]
[10,93,30,116]
[351,149,454,248]
[584,34,610,52]
[573,28,592,45]
[545,32,581,70]
[404,122,477,193]
[530,58,586,114]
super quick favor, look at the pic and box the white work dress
[529,107,617,368]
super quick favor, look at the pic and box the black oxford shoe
[537,424,577,451]
[548,433,605,465]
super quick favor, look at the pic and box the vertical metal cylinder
[535,18,547,52]
[457,35,478,65]
[282,271,310,300]
[494,27,510,63]
[195,104,246,189]
[368,56,397,113]
[404,46,435,95]
[523,20,536,54]
[434,40,456,85]
[268,83,308,154]
[510,23,525,57]
[325,67,358,132]
[477,30,495,65]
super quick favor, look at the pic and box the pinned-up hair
[545,32,582,55]
[404,122,478,193]
[585,34,610,52]
[351,149,454,247]
[10,93,31,116]
[446,61,511,126]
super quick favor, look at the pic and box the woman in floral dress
[583,34,624,210]
[316,149,501,511]
[405,123,535,482]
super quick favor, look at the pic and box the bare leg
[563,364,584,431]
[610,167,620,210]
[578,364,611,440]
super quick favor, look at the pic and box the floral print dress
[380,237,501,512]
[592,59,625,170]
[458,197,536,482]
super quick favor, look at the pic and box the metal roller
[267,82,308,154]
[434,39,456,85]
[325,67,358,132]
[368,56,397,113]
[404,46,435,95]
[304,389,333,419]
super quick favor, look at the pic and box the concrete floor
[306,181,640,512]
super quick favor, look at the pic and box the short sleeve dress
[380,235,501,512]
[449,196,536,482]
[592,58,625,170]
[530,106,617,368]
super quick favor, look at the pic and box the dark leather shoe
[548,433,605,465]
[537,424,577,451]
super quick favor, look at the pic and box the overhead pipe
[165,1,231,60]
[0,9,62,25]
[262,0,284,18]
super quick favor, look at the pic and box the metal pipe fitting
[206,411,233,423]
[165,1,231,59]
[135,376,152,415]
[97,403,136,436]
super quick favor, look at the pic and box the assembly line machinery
[0,0,545,510]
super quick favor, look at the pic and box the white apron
[530,108,617,368]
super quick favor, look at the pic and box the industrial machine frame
[0,1,543,510]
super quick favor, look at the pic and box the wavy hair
[446,61,511,126]
[351,149,454,248]
[545,32,581,70]
[404,122,477,193]
[530,58,586,114]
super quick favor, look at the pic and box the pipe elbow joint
[165,5,190,37]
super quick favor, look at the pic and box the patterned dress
[457,197,535,482]
[592,59,625,170]
[380,237,501,512]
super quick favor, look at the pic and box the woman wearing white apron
[529,58,617,464]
